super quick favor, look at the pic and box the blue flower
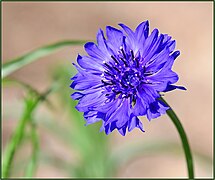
[71,21,186,136]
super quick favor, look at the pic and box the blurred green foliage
[2,40,212,178]
[2,40,87,79]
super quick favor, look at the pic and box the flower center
[121,70,140,87]
[101,47,151,99]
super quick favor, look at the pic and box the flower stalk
[2,82,59,177]
[160,97,194,179]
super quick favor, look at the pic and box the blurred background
[2,2,213,178]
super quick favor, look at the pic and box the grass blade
[2,78,55,110]
[2,83,58,177]
[2,40,87,79]
[24,120,39,177]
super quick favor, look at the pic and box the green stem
[2,40,88,79]
[24,120,39,177]
[2,84,57,177]
[160,97,194,179]
[2,99,37,177]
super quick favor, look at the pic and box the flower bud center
[121,70,140,87]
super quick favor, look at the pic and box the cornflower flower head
[71,21,186,136]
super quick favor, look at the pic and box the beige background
[2,2,213,178]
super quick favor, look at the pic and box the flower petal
[137,85,160,105]
[71,92,84,100]
[75,90,106,112]
[77,54,104,71]
[141,28,159,61]
[146,100,169,121]
[84,42,109,61]
[119,23,135,37]
[105,99,131,128]
[94,98,122,114]
[118,123,128,136]
[132,97,147,116]
[163,84,187,92]
[145,47,170,72]
[83,111,104,125]
[106,26,124,50]
[119,23,136,51]
[97,29,113,56]
[135,20,149,44]
[128,116,144,132]
[144,34,164,62]
[71,74,102,90]
[147,69,179,85]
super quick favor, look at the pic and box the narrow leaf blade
[2,40,87,79]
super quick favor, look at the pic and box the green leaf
[2,83,57,177]
[2,78,56,111]
[2,40,87,79]
[24,120,39,177]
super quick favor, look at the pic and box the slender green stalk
[2,84,58,177]
[2,40,88,78]
[160,97,194,179]
[2,78,53,109]
[24,121,39,177]
[2,98,38,177]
